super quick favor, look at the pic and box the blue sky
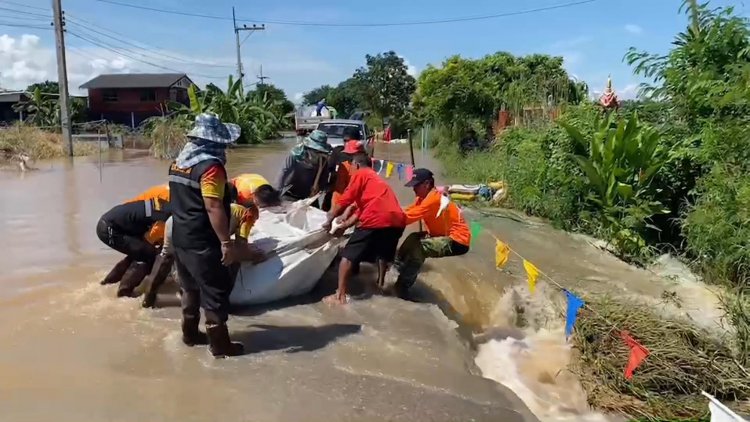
[0,0,746,100]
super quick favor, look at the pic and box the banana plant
[561,112,671,256]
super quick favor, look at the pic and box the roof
[0,91,29,103]
[79,73,192,89]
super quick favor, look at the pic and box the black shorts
[96,218,158,265]
[341,226,405,265]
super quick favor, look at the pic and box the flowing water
[0,141,724,422]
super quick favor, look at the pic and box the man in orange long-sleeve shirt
[393,168,471,297]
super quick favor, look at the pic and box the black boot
[100,257,133,285]
[206,323,244,358]
[180,289,208,346]
[140,254,174,308]
[116,261,150,298]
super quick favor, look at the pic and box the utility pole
[52,0,73,156]
[232,6,264,89]
[257,64,270,85]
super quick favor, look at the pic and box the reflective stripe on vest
[144,199,152,217]
[168,174,201,189]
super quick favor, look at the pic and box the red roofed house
[80,73,193,127]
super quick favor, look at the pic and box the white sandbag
[447,184,481,195]
[230,201,345,306]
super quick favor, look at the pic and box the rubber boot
[100,256,133,285]
[206,323,244,358]
[140,254,174,308]
[116,261,150,298]
[180,289,208,347]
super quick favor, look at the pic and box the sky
[0,0,746,100]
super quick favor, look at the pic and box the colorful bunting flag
[385,162,394,178]
[620,331,649,380]
[469,221,482,246]
[378,159,385,175]
[523,259,539,293]
[397,163,405,180]
[702,391,745,422]
[436,185,446,194]
[405,165,414,180]
[564,290,585,339]
[495,240,510,268]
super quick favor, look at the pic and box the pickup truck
[294,105,337,136]
[315,119,374,155]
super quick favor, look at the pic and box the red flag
[620,330,649,380]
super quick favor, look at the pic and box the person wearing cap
[168,112,245,358]
[392,168,471,297]
[330,127,366,206]
[276,129,334,205]
[322,153,406,305]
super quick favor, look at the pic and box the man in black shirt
[95,198,171,297]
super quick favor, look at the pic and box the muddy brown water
[0,140,722,422]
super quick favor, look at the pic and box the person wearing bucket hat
[389,168,471,298]
[275,129,335,205]
[168,112,245,358]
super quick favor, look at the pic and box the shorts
[96,218,158,265]
[340,226,404,265]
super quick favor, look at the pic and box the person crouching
[95,196,171,297]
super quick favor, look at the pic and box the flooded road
[0,140,723,422]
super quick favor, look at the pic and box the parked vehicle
[294,105,337,136]
[315,119,374,154]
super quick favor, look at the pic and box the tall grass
[145,117,190,159]
[0,124,96,160]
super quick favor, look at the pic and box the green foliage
[25,80,59,94]
[166,76,287,144]
[353,51,416,124]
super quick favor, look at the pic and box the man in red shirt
[323,154,406,305]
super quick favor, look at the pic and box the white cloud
[398,55,418,77]
[625,24,643,35]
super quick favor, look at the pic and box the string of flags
[470,220,652,381]
[371,158,413,181]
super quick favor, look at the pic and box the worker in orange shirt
[231,173,274,207]
[392,168,471,298]
[97,184,170,293]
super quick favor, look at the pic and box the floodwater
[0,140,724,422]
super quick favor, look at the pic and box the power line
[0,22,51,29]
[0,1,49,11]
[0,14,50,22]
[67,30,228,79]
[0,6,50,18]
[65,16,235,68]
[66,13,234,68]
[92,0,602,27]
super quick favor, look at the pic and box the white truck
[294,105,337,136]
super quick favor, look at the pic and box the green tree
[25,81,59,94]
[248,83,294,117]
[302,85,335,106]
[353,51,416,125]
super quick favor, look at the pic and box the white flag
[436,192,451,218]
[702,391,747,422]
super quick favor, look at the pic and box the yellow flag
[495,240,510,268]
[523,259,539,293]
[385,162,395,178]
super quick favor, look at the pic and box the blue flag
[564,290,585,339]
[397,163,405,180]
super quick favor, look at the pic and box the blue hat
[186,112,241,144]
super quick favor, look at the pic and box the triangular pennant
[702,391,746,422]
[397,163,405,180]
[620,330,649,380]
[564,290,585,339]
[436,185,446,194]
[385,162,394,178]
[495,240,510,268]
[436,192,450,217]
[378,159,385,175]
[469,221,482,246]
[405,165,414,180]
[523,259,539,293]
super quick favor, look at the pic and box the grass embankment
[0,124,97,160]
[572,297,749,421]
[145,118,189,159]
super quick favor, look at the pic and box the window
[316,123,364,139]
[102,89,118,102]
[140,89,156,102]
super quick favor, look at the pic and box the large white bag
[229,201,344,306]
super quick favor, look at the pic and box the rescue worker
[392,168,471,298]
[98,184,170,289]
[232,173,270,207]
[276,129,334,205]
[323,154,406,305]
[95,193,171,298]
[331,127,366,205]
[168,112,244,358]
